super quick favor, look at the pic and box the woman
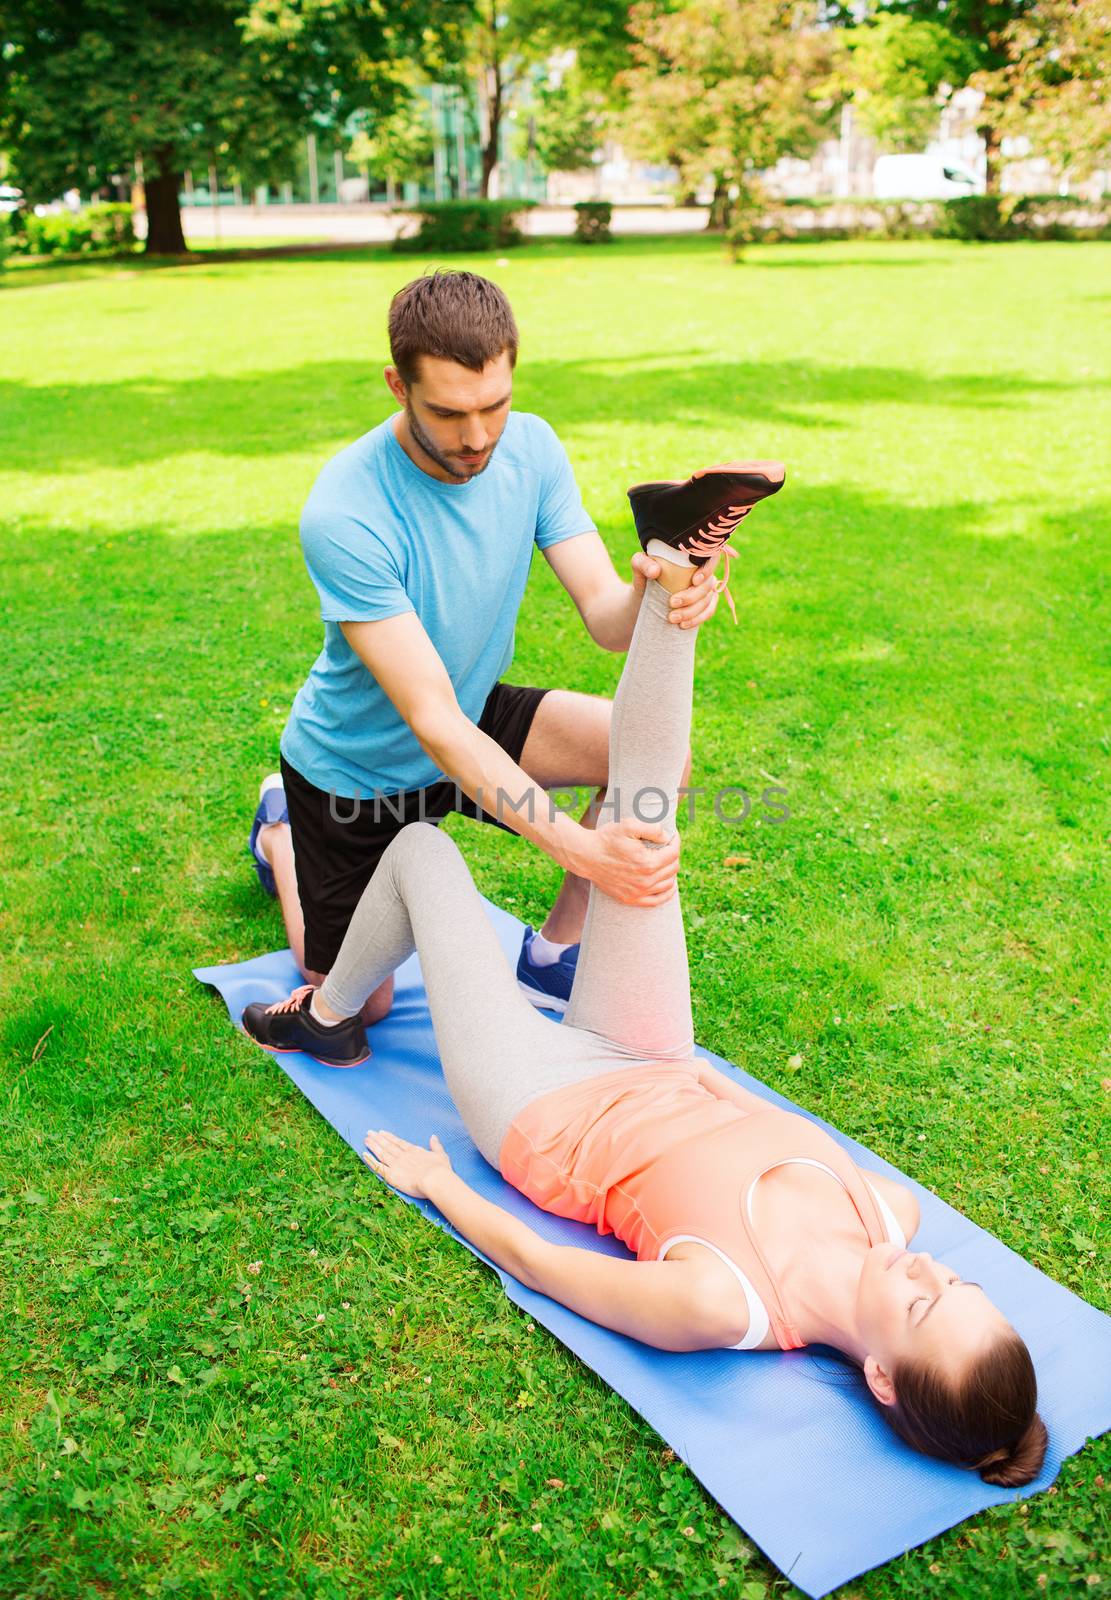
[245,462,1047,1487]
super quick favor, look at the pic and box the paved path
[180,202,711,245]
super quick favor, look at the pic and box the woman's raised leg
[562,575,698,1060]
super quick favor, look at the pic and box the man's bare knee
[360,974,395,1026]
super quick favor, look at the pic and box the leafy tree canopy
[974,0,1111,179]
[348,77,435,185]
[839,0,1038,73]
[0,0,468,248]
[620,0,839,222]
[835,12,978,150]
[524,66,609,174]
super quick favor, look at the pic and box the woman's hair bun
[977,1414,1048,1487]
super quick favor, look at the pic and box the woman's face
[856,1243,1011,1386]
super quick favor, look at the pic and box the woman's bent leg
[564,578,696,1059]
[320,823,617,1164]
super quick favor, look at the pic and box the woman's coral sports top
[499,1060,903,1352]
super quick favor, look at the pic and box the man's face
[387,351,513,482]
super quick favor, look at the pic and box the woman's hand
[363,1129,452,1199]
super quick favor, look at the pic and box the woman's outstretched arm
[363,1129,741,1352]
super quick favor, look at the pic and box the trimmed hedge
[573,201,613,243]
[22,203,135,257]
[725,193,1110,253]
[393,200,536,253]
[728,198,940,250]
[936,195,1014,241]
[936,194,1111,241]
[1009,195,1111,242]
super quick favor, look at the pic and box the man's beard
[406,403,500,481]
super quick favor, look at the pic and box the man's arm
[340,610,679,906]
[542,530,721,652]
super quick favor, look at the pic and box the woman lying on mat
[244,463,1047,1487]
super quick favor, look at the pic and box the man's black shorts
[281,680,550,974]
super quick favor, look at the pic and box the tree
[620,0,839,228]
[456,0,634,197]
[873,0,1040,191]
[0,0,462,254]
[836,13,977,151]
[973,0,1111,184]
[525,66,609,175]
[348,83,436,198]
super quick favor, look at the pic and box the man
[249,269,723,1027]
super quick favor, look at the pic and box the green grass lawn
[1,235,1108,1599]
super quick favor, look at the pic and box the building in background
[176,78,1109,217]
[764,88,1108,202]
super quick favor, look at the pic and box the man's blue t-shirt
[280,410,595,799]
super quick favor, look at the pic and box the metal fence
[180,85,548,210]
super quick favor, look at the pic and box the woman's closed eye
[910,1275,965,1321]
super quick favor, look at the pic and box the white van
[872,155,982,200]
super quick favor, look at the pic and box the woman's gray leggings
[320,578,697,1167]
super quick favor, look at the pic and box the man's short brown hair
[388,270,519,386]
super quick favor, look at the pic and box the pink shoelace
[678,502,748,624]
[714,545,738,624]
[264,983,316,1016]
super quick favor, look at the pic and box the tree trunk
[145,148,187,254]
[980,122,1003,196]
[480,64,502,198]
[478,0,503,201]
[707,175,732,231]
[668,152,698,207]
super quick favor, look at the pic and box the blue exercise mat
[195,899,1111,1598]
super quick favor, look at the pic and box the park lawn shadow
[3,480,1106,785]
[3,228,972,290]
[0,232,726,292]
[0,256,154,291]
[750,252,953,269]
[1,353,1100,475]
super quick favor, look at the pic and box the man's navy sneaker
[249,773,288,897]
[516,926,579,1015]
[242,985,371,1068]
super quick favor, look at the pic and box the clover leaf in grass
[219,1479,253,1513]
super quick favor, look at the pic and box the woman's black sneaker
[627,460,786,565]
[242,984,371,1068]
